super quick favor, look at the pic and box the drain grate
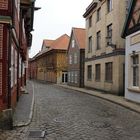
[28,130,46,138]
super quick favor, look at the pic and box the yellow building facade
[83,0,129,95]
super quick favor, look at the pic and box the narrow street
[0,81,140,140]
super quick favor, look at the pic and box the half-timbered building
[122,0,140,103]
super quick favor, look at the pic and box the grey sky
[29,0,92,58]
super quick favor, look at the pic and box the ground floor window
[132,55,139,87]
[95,64,101,81]
[87,65,92,80]
[105,62,113,82]
[69,71,78,84]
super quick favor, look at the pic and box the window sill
[95,79,100,82]
[105,80,113,83]
[128,87,140,93]
[87,79,92,81]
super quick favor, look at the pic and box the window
[132,55,139,86]
[107,24,112,46]
[97,31,101,50]
[95,64,101,81]
[87,65,92,80]
[75,72,78,83]
[97,8,101,21]
[88,16,92,28]
[107,0,113,13]
[74,53,78,64]
[71,72,74,83]
[88,36,92,53]
[69,55,72,64]
[72,40,75,48]
[68,72,70,82]
[105,62,113,82]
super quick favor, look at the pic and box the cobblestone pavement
[0,81,140,140]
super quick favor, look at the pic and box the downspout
[7,24,12,109]
[16,7,23,101]
[7,0,15,108]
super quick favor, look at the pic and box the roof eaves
[83,1,98,18]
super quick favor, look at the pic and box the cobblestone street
[0,81,140,140]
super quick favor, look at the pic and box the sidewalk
[13,81,34,127]
[57,84,140,114]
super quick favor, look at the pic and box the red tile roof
[43,39,54,47]
[51,34,70,50]
[73,27,86,49]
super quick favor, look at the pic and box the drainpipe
[7,24,12,109]
[7,0,15,108]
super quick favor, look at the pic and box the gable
[67,31,78,53]
[122,0,140,38]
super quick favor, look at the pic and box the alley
[0,81,140,140]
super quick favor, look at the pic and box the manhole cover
[28,130,46,138]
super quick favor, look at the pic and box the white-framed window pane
[71,72,73,83]
[74,53,77,64]
[69,55,72,64]
[72,40,75,48]
[75,72,77,83]
[132,55,139,87]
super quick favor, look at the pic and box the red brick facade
[0,0,36,112]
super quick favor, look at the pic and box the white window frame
[131,55,139,87]
[72,40,75,48]
[71,72,74,83]
[75,72,78,83]
[69,55,72,64]
[74,53,77,64]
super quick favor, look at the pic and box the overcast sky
[29,0,92,58]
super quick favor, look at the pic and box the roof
[43,39,54,47]
[51,34,70,50]
[122,0,140,38]
[72,27,86,49]
[83,0,98,18]
[31,34,70,59]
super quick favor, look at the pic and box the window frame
[95,64,101,81]
[107,0,113,13]
[131,55,139,87]
[97,7,101,22]
[72,40,75,48]
[107,24,112,46]
[87,65,92,80]
[105,62,113,82]
[88,36,92,53]
[88,15,92,28]
[97,31,101,50]
[69,54,72,64]
[74,53,78,64]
